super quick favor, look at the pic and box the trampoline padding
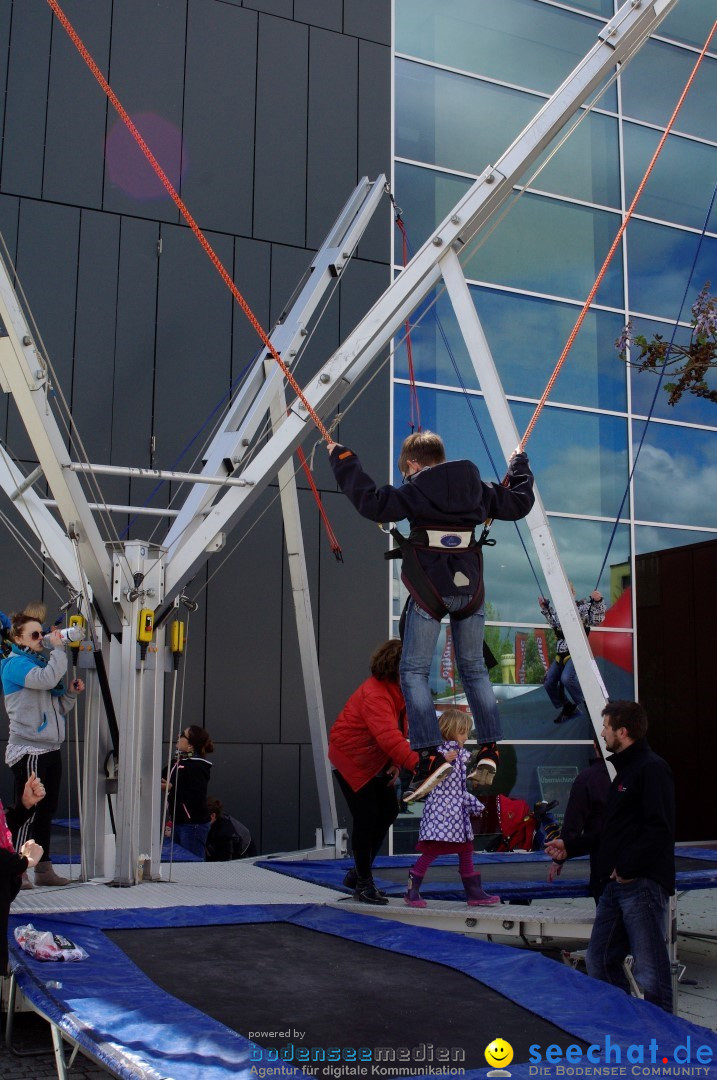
[9,904,717,1080]
[257,854,717,900]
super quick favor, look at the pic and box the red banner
[534,628,549,672]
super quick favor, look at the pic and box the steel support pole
[267,390,338,845]
[112,542,166,885]
[139,625,166,879]
[440,249,612,767]
[78,629,114,879]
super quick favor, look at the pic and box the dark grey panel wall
[72,211,120,464]
[153,224,234,469]
[0,0,391,853]
[306,29,358,250]
[358,39,392,264]
[1,0,52,197]
[253,16,309,246]
[204,493,284,744]
[102,0,186,223]
[183,1,257,236]
[43,0,111,209]
[294,0,342,34]
[111,216,161,523]
[0,1,12,180]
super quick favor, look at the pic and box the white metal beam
[266,371,339,844]
[440,249,613,773]
[0,446,81,591]
[0,265,123,632]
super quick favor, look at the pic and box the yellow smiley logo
[485,1039,514,1069]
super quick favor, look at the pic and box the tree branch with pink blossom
[616,282,717,406]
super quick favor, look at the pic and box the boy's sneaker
[467,743,500,787]
[403,748,453,803]
[555,701,580,724]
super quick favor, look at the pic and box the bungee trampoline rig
[0,0,715,1075]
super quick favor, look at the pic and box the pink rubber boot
[461,872,500,906]
[404,871,427,908]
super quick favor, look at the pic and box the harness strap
[385,527,484,624]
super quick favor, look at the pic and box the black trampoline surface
[106,922,588,1076]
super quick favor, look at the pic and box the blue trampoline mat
[257,850,717,901]
[8,903,717,1080]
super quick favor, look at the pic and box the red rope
[519,18,717,453]
[45,0,333,445]
[296,448,343,561]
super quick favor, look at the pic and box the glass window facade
[392,0,717,793]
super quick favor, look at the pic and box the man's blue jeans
[544,657,583,711]
[586,878,672,1012]
[399,597,501,750]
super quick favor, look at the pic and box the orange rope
[45,0,332,445]
[518,18,717,452]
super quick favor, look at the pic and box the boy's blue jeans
[586,878,672,1012]
[399,597,501,750]
[544,656,583,710]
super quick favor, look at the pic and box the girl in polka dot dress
[405,708,500,908]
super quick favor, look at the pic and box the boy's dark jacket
[565,738,675,897]
[329,447,534,609]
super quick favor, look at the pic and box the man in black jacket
[328,431,534,800]
[547,742,610,898]
[546,700,675,1011]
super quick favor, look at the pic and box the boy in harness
[539,585,605,722]
[328,431,534,801]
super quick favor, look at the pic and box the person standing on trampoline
[1,612,85,887]
[328,432,534,802]
[404,708,500,909]
[329,640,420,905]
[545,700,675,1011]
[162,726,214,859]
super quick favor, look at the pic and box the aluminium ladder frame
[0,176,386,880]
[157,0,679,766]
[0,0,679,878]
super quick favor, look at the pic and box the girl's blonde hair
[439,707,473,742]
[23,602,47,623]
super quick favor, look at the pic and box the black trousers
[11,749,62,864]
[335,770,399,881]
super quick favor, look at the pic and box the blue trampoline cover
[8,904,717,1080]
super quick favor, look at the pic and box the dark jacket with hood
[565,738,675,898]
[560,756,611,898]
[329,446,534,611]
[163,754,212,826]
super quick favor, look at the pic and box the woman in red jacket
[329,640,418,905]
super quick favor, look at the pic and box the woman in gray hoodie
[1,613,84,887]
